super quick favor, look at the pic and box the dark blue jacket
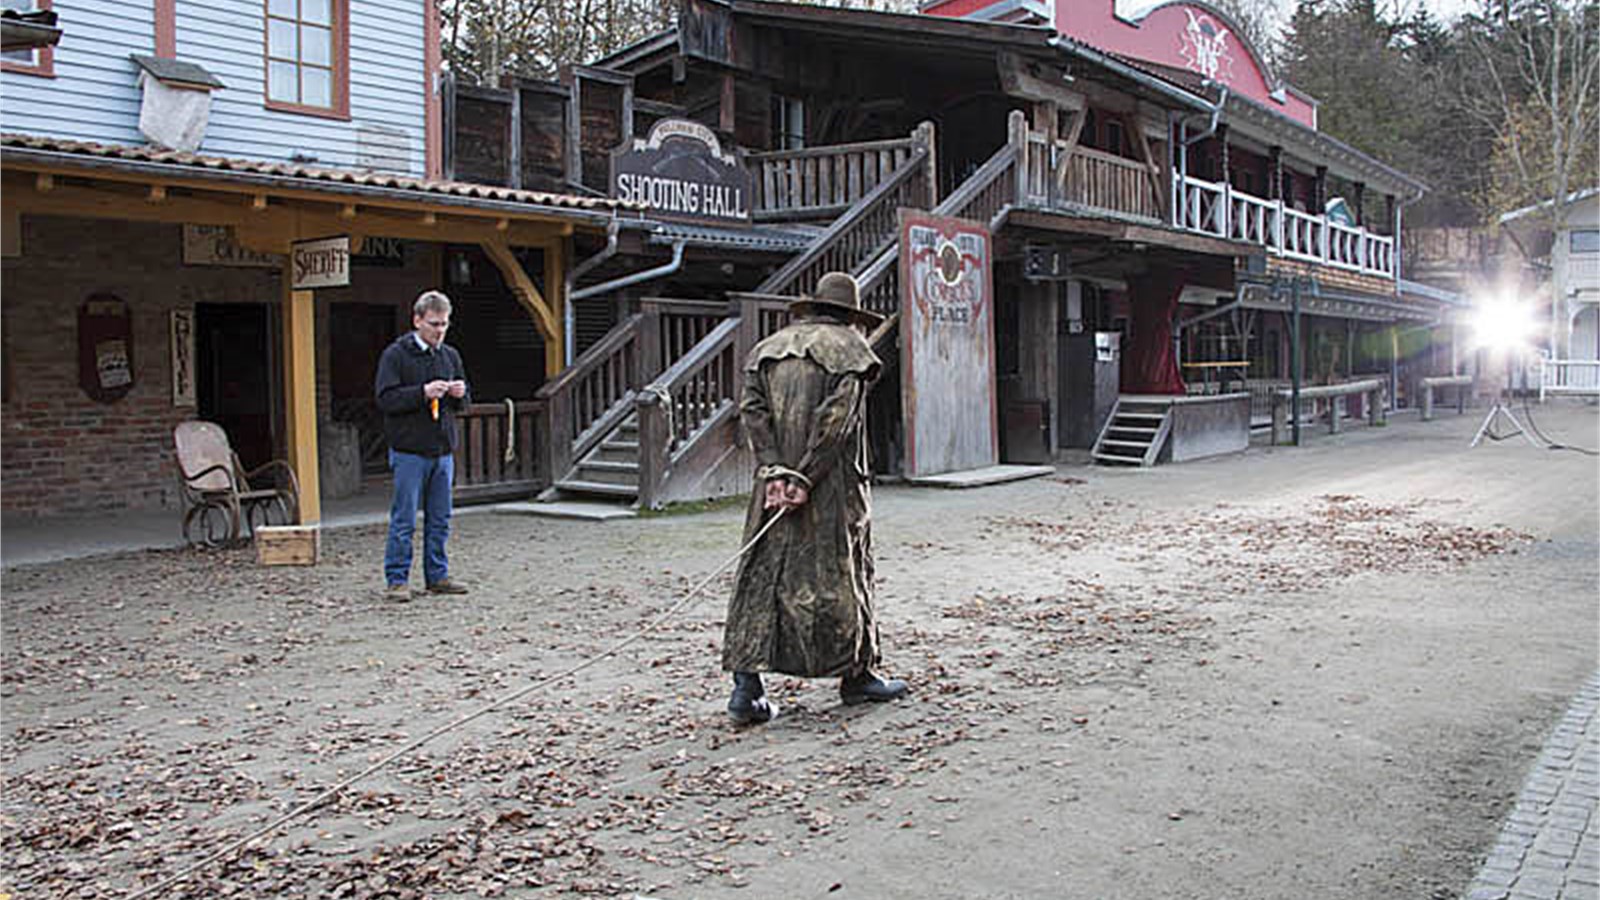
[374,333,470,457]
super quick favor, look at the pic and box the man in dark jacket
[375,290,471,599]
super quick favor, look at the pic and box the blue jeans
[384,450,454,586]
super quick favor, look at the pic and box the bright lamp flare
[1470,296,1537,353]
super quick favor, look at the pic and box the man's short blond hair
[413,290,453,318]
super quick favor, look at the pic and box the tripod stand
[1470,355,1541,448]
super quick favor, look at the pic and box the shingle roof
[0,134,642,216]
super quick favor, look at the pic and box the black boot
[727,671,774,725]
[840,669,909,705]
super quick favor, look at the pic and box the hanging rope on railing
[503,397,516,465]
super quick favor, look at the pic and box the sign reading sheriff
[290,235,351,290]
[610,119,750,226]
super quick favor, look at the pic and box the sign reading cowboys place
[898,211,997,478]
[610,119,750,226]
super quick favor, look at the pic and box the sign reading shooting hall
[610,119,751,226]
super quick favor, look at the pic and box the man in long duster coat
[722,272,908,724]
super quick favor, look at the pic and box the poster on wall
[78,294,135,403]
[898,210,996,478]
[170,307,195,407]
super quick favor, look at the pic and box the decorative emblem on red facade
[1178,8,1234,83]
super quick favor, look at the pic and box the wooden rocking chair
[173,420,300,547]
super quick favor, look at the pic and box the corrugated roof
[641,219,818,252]
[0,133,643,216]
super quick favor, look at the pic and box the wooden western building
[445,0,1461,505]
[0,0,639,522]
[3,0,1466,526]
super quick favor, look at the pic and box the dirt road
[4,403,1597,899]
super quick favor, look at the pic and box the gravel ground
[3,401,1597,900]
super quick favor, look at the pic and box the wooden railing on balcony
[747,136,922,223]
[1175,173,1397,279]
[1062,147,1159,219]
[755,147,934,300]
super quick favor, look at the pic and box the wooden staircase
[1091,397,1174,467]
[555,413,641,499]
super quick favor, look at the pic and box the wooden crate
[255,525,320,566]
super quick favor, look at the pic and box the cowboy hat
[789,272,885,329]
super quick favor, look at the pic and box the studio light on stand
[1468,293,1542,449]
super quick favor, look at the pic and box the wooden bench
[1271,378,1386,445]
[1419,375,1472,421]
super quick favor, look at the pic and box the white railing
[1231,190,1277,245]
[1540,357,1600,400]
[1567,254,1600,292]
[1175,172,1396,279]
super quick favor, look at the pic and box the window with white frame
[1,0,54,76]
[770,94,804,151]
[265,0,347,116]
[1571,229,1599,254]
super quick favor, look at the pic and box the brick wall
[1,215,439,518]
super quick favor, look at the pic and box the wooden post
[639,303,664,383]
[543,238,565,375]
[635,393,669,509]
[914,120,939,208]
[1008,110,1029,204]
[280,277,321,524]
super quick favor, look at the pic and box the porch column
[281,275,322,523]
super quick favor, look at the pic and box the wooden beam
[146,185,167,204]
[543,237,566,375]
[34,173,53,192]
[280,275,322,525]
[0,177,571,251]
[252,193,269,211]
[997,51,1084,111]
[340,203,357,219]
[480,237,561,369]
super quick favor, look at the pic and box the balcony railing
[1174,173,1396,279]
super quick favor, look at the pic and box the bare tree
[1455,0,1599,228]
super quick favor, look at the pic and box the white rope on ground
[124,506,786,900]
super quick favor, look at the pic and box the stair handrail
[933,142,1019,226]
[854,141,1021,317]
[535,312,644,485]
[636,316,743,506]
[755,146,932,299]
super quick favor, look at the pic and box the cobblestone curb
[1463,670,1600,900]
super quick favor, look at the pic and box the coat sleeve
[740,363,783,472]
[374,345,426,414]
[795,372,863,487]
